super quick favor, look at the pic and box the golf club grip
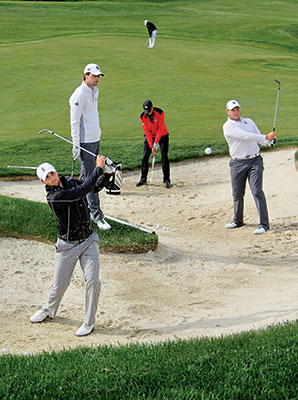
[71,159,76,178]
[272,128,276,145]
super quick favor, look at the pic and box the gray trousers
[43,232,101,326]
[229,155,269,229]
[80,141,103,220]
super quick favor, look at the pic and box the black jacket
[45,167,110,242]
[146,21,157,36]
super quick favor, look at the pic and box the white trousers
[149,30,157,48]
[42,231,101,326]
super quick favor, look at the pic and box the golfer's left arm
[224,124,269,145]
[251,120,276,145]
[54,157,106,202]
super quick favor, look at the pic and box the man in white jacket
[69,63,111,230]
[223,99,276,235]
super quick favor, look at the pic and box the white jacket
[69,81,101,145]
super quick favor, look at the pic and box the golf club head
[38,129,53,135]
[274,79,281,89]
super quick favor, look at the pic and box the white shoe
[91,216,112,230]
[225,221,244,229]
[76,323,94,336]
[30,309,50,323]
[95,218,111,231]
[253,226,268,235]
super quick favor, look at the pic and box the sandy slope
[1,148,298,355]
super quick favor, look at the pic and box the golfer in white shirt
[223,100,276,235]
[69,63,111,231]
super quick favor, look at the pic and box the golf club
[38,129,97,158]
[149,155,155,190]
[141,38,149,48]
[271,79,280,146]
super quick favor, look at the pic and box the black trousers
[141,134,170,182]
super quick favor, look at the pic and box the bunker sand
[1,148,298,354]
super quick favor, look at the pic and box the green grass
[1,0,298,177]
[0,195,158,252]
[2,135,298,178]
[1,321,298,399]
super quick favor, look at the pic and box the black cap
[143,100,153,114]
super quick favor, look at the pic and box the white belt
[232,153,259,160]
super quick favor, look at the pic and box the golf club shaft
[150,155,155,184]
[142,38,149,47]
[7,165,37,169]
[273,86,280,131]
[38,129,97,158]
[271,79,280,145]
[71,159,76,178]
[105,215,155,235]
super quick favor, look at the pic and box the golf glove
[104,157,115,174]
[265,140,275,147]
[72,145,81,160]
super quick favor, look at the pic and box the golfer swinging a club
[136,100,172,188]
[30,155,111,336]
[144,20,157,49]
[223,100,276,235]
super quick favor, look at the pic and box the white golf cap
[144,20,148,25]
[36,162,56,181]
[226,99,241,110]
[83,63,104,76]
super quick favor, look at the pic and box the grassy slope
[1,0,298,176]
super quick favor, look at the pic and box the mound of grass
[1,321,298,399]
[0,195,158,253]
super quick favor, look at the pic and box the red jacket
[140,107,168,148]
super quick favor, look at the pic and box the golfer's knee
[86,278,101,292]
[233,192,244,201]
[253,190,265,199]
[51,283,69,296]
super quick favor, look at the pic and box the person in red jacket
[136,100,172,188]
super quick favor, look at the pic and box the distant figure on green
[144,20,157,48]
